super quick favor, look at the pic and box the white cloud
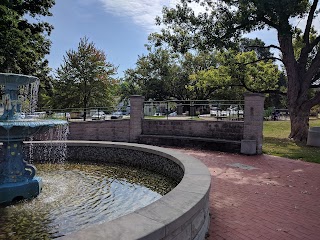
[99,0,320,38]
[98,0,206,33]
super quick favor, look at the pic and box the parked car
[52,112,70,120]
[210,107,222,117]
[92,112,106,120]
[111,111,123,119]
[25,111,47,119]
[168,111,177,117]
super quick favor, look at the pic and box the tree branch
[305,51,320,84]
[306,91,320,108]
[246,44,282,51]
[303,0,319,45]
[309,35,320,51]
[236,57,283,66]
[260,16,280,30]
[238,77,286,96]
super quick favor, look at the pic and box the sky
[45,0,179,78]
[44,0,319,79]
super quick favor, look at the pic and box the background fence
[144,100,245,121]
[25,99,245,121]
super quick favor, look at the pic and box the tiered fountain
[0,73,67,205]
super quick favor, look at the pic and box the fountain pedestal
[0,73,67,205]
[0,141,43,203]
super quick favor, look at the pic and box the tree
[189,50,281,100]
[0,1,55,111]
[239,38,274,60]
[152,0,320,143]
[121,48,173,100]
[54,37,118,120]
[121,47,190,101]
[121,47,220,100]
[0,0,54,74]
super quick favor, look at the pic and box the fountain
[0,73,67,205]
[0,74,211,239]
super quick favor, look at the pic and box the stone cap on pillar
[244,92,265,99]
[130,95,145,99]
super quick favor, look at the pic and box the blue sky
[46,0,320,78]
[46,0,180,78]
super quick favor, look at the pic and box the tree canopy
[53,37,118,120]
[120,48,218,101]
[0,0,54,74]
[120,45,281,102]
[152,0,320,142]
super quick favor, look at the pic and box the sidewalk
[179,149,320,240]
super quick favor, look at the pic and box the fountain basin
[27,141,211,240]
[0,119,67,141]
[0,73,38,86]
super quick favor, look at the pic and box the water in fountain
[0,163,176,239]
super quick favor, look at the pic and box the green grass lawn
[263,119,320,163]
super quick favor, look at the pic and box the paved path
[178,149,320,240]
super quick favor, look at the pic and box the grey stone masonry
[241,93,265,155]
[129,95,145,142]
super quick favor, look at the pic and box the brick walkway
[178,149,320,240]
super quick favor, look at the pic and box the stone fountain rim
[0,72,38,84]
[30,140,211,240]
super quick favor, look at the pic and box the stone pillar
[129,95,144,142]
[241,93,265,155]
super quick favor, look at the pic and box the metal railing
[143,99,245,121]
[34,106,129,121]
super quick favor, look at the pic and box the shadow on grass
[263,137,320,164]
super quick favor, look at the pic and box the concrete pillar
[129,95,144,142]
[241,93,265,155]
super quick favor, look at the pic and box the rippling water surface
[0,163,176,239]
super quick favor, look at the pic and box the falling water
[18,79,40,114]
[26,124,69,164]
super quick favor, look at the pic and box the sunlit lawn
[263,119,320,163]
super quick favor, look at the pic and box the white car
[92,112,106,120]
[168,111,177,117]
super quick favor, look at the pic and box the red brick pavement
[178,149,320,240]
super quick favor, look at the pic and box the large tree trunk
[288,105,310,142]
[278,33,312,143]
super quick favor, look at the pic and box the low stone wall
[68,120,130,142]
[66,119,244,152]
[142,119,244,140]
[29,141,211,240]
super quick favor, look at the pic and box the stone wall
[142,119,244,140]
[67,119,244,152]
[67,94,265,155]
[68,120,130,142]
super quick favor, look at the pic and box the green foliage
[121,47,189,100]
[0,1,55,110]
[239,38,274,60]
[53,37,118,111]
[151,0,310,52]
[121,45,282,101]
[190,50,281,98]
[0,0,54,74]
[153,0,320,142]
